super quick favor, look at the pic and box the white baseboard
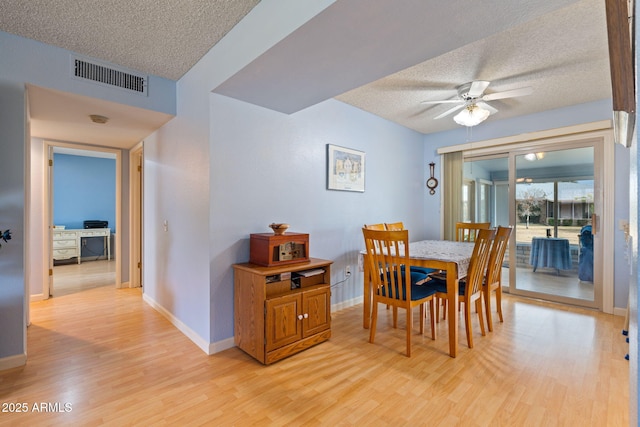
[332,295,363,313]
[209,337,235,354]
[613,306,627,317]
[0,353,26,371]
[30,293,46,302]
[142,293,211,355]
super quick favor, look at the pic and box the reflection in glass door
[513,146,597,307]
[463,155,510,287]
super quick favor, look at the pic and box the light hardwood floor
[51,259,116,296]
[0,264,629,426]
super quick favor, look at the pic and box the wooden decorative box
[249,232,309,267]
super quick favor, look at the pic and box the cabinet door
[302,287,331,337]
[265,293,302,352]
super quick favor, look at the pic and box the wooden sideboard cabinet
[233,258,332,364]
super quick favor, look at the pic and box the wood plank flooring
[0,268,629,426]
[52,259,116,296]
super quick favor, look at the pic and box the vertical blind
[442,151,463,240]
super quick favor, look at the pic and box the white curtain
[442,151,463,240]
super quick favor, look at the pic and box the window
[478,180,492,223]
[462,179,475,222]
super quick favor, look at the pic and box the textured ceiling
[335,0,612,134]
[0,0,260,80]
[0,0,620,148]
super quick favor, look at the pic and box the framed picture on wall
[327,144,365,192]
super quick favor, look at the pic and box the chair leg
[475,297,486,336]
[429,299,436,340]
[369,302,379,344]
[463,301,473,348]
[485,288,494,332]
[393,306,398,328]
[406,306,412,357]
[496,286,504,323]
[419,304,425,335]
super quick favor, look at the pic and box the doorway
[44,141,122,298]
[460,130,612,311]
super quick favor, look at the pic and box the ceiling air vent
[71,56,148,96]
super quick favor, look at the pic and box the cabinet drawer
[54,231,77,239]
[53,239,77,249]
[53,248,78,259]
[81,230,108,237]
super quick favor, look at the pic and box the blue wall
[53,153,116,257]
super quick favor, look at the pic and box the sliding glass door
[463,155,510,287]
[512,146,598,307]
[463,141,602,309]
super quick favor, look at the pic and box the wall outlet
[345,265,351,276]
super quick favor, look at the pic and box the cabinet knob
[303,313,309,319]
[298,314,303,320]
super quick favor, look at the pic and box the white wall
[0,78,26,366]
[0,31,175,114]
[209,95,426,342]
[0,30,175,367]
[140,0,339,352]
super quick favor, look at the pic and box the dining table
[529,236,572,274]
[361,239,475,358]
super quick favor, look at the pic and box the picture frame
[326,144,365,192]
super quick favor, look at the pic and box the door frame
[507,139,604,309]
[43,140,122,297]
[438,120,615,313]
[129,141,143,288]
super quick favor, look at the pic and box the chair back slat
[465,228,495,296]
[455,222,491,242]
[486,226,512,286]
[364,223,386,230]
[385,221,404,231]
[362,228,410,301]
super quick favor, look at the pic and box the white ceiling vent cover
[71,56,148,96]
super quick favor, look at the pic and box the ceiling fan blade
[433,104,466,120]
[476,101,498,115]
[420,99,464,105]
[482,86,533,101]
[467,80,491,98]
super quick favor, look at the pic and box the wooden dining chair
[384,222,435,277]
[362,228,437,357]
[364,223,386,230]
[365,224,395,313]
[425,228,495,348]
[436,222,491,319]
[384,221,404,231]
[484,226,512,332]
[455,222,491,242]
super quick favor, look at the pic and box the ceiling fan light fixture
[453,104,490,127]
[524,152,545,161]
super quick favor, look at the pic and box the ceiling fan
[421,80,533,126]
